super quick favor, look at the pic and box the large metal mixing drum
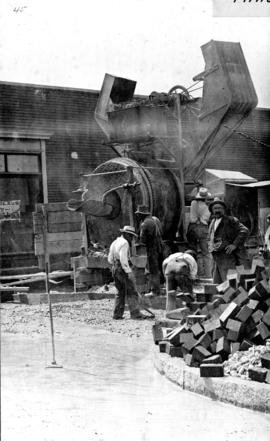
[84,157,181,249]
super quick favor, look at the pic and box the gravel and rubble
[224,345,270,380]
[1,299,164,338]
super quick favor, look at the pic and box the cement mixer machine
[68,40,258,289]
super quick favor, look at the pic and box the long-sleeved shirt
[189,200,210,225]
[108,236,132,273]
[162,252,198,280]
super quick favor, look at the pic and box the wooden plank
[35,238,81,255]
[48,222,82,233]
[48,211,82,224]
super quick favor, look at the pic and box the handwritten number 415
[13,6,27,13]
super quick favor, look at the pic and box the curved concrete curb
[153,348,270,413]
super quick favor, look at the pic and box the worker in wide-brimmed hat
[208,197,249,283]
[135,205,165,298]
[187,187,212,278]
[108,226,147,320]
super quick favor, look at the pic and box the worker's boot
[144,274,161,297]
[130,309,148,320]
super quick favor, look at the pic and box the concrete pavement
[2,318,270,441]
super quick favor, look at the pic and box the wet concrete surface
[2,318,270,441]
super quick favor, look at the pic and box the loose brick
[186,314,207,323]
[256,322,270,340]
[244,317,256,335]
[213,328,227,341]
[217,280,230,293]
[265,370,270,384]
[168,345,183,358]
[223,287,237,303]
[203,284,218,295]
[182,334,198,352]
[167,324,188,346]
[227,271,238,289]
[227,330,241,342]
[203,318,221,334]
[226,318,242,332]
[233,287,249,306]
[159,341,169,353]
[264,297,270,308]
[152,324,164,345]
[247,299,259,310]
[240,339,253,351]
[191,322,204,338]
[216,337,230,360]
[184,353,199,367]
[248,329,265,345]
[235,305,253,323]
[200,364,224,377]
[248,367,267,382]
[196,333,212,349]
[252,309,264,324]
[210,341,217,354]
[176,293,194,304]
[261,353,270,370]
[192,345,212,364]
[202,354,223,364]
[248,286,262,301]
[179,332,193,344]
[244,278,256,292]
[262,309,270,327]
[219,303,239,325]
[255,280,270,300]
[230,342,240,354]
[212,297,226,308]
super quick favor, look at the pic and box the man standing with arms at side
[135,205,164,298]
[208,198,249,283]
[108,226,147,320]
[187,187,212,278]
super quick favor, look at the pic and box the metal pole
[42,204,62,368]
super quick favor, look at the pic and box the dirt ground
[1,299,164,338]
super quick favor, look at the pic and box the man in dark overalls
[135,205,164,297]
[108,225,147,320]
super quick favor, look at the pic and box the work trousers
[187,223,212,278]
[146,245,163,295]
[165,271,193,312]
[113,263,140,319]
[212,252,236,284]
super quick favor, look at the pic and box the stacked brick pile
[153,260,270,379]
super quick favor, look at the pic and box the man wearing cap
[187,187,212,278]
[135,205,164,297]
[208,198,249,283]
[162,250,198,311]
[108,226,146,320]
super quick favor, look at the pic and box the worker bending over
[162,250,198,311]
[108,226,147,320]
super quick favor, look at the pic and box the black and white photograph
[1,1,270,440]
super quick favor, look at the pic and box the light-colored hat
[135,205,151,215]
[195,187,209,199]
[119,225,138,237]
